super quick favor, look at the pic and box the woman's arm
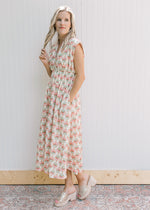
[39,48,52,78]
[44,61,52,78]
[69,44,85,103]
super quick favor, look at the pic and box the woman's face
[55,11,71,38]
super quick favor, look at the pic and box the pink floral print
[35,37,83,179]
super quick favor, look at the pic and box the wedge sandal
[77,175,97,200]
[54,190,77,207]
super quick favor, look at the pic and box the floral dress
[35,37,84,179]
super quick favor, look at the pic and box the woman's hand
[69,93,73,104]
[39,48,49,66]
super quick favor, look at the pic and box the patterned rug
[0,184,150,209]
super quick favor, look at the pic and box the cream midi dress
[35,37,84,179]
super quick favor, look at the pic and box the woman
[35,5,97,207]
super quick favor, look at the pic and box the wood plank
[0,170,150,184]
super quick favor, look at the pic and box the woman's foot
[77,174,97,200]
[63,184,76,194]
[77,172,89,186]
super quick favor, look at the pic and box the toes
[77,193,81,198]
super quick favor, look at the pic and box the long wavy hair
[43,5,76,51]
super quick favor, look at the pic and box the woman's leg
[54,169,77,205]
[63,169,76,194]
[75,171,89,186]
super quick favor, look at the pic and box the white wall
[0,0,150,171]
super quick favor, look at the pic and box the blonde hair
[43,5,76,51]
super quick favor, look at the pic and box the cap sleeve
[71,38,85,57]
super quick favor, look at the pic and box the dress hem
[35,167,83,180]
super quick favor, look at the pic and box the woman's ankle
[76,173,89,185]
[64,184,76,193]
[76,172,86,181]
